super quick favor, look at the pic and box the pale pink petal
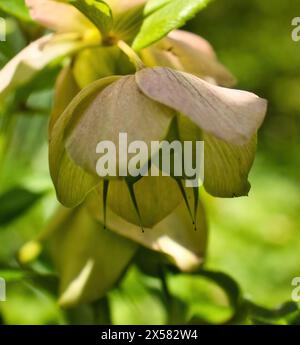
[141,29,236,87]
[0,33,85,98]
[136,67,267,145]
[26,0,95,33]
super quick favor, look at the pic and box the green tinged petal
[87,184,208,271]
[141,30,236,87]
[49,65,80,132]
[65,75,174,176]
[177,115,257,197]
[203,133,257,197]
[49,206,137,307]
[73,46,134,88]
[107,0,147,43]
[108,174,182,228]
[49,76,119,207]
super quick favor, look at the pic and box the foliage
[0,0,299,325]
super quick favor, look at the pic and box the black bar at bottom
[0,325,297,343]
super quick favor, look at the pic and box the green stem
[159,266,171,304]
[117,40,145,71]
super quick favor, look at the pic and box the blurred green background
[0,0,300,324]
[188,0,300,308]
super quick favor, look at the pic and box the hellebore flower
[4,0,267,306]
[45,59,266,308]
[49,65,267,229]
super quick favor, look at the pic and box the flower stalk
[117,40,145,70]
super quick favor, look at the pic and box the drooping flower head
[1,0,268,306]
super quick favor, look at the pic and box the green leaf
[0,187,43,226]
[49,206,137,307]
[144,0,173,15]
[106,0,147,15]
[168,271,238,324]
[69,0,113,35]
[0,0,31,22]
[28,274,59,296]
[0,267,58,294]
[132,0,212,51]
[0,269,27,282]
[109,266,166,324]
[287,309,300,325]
